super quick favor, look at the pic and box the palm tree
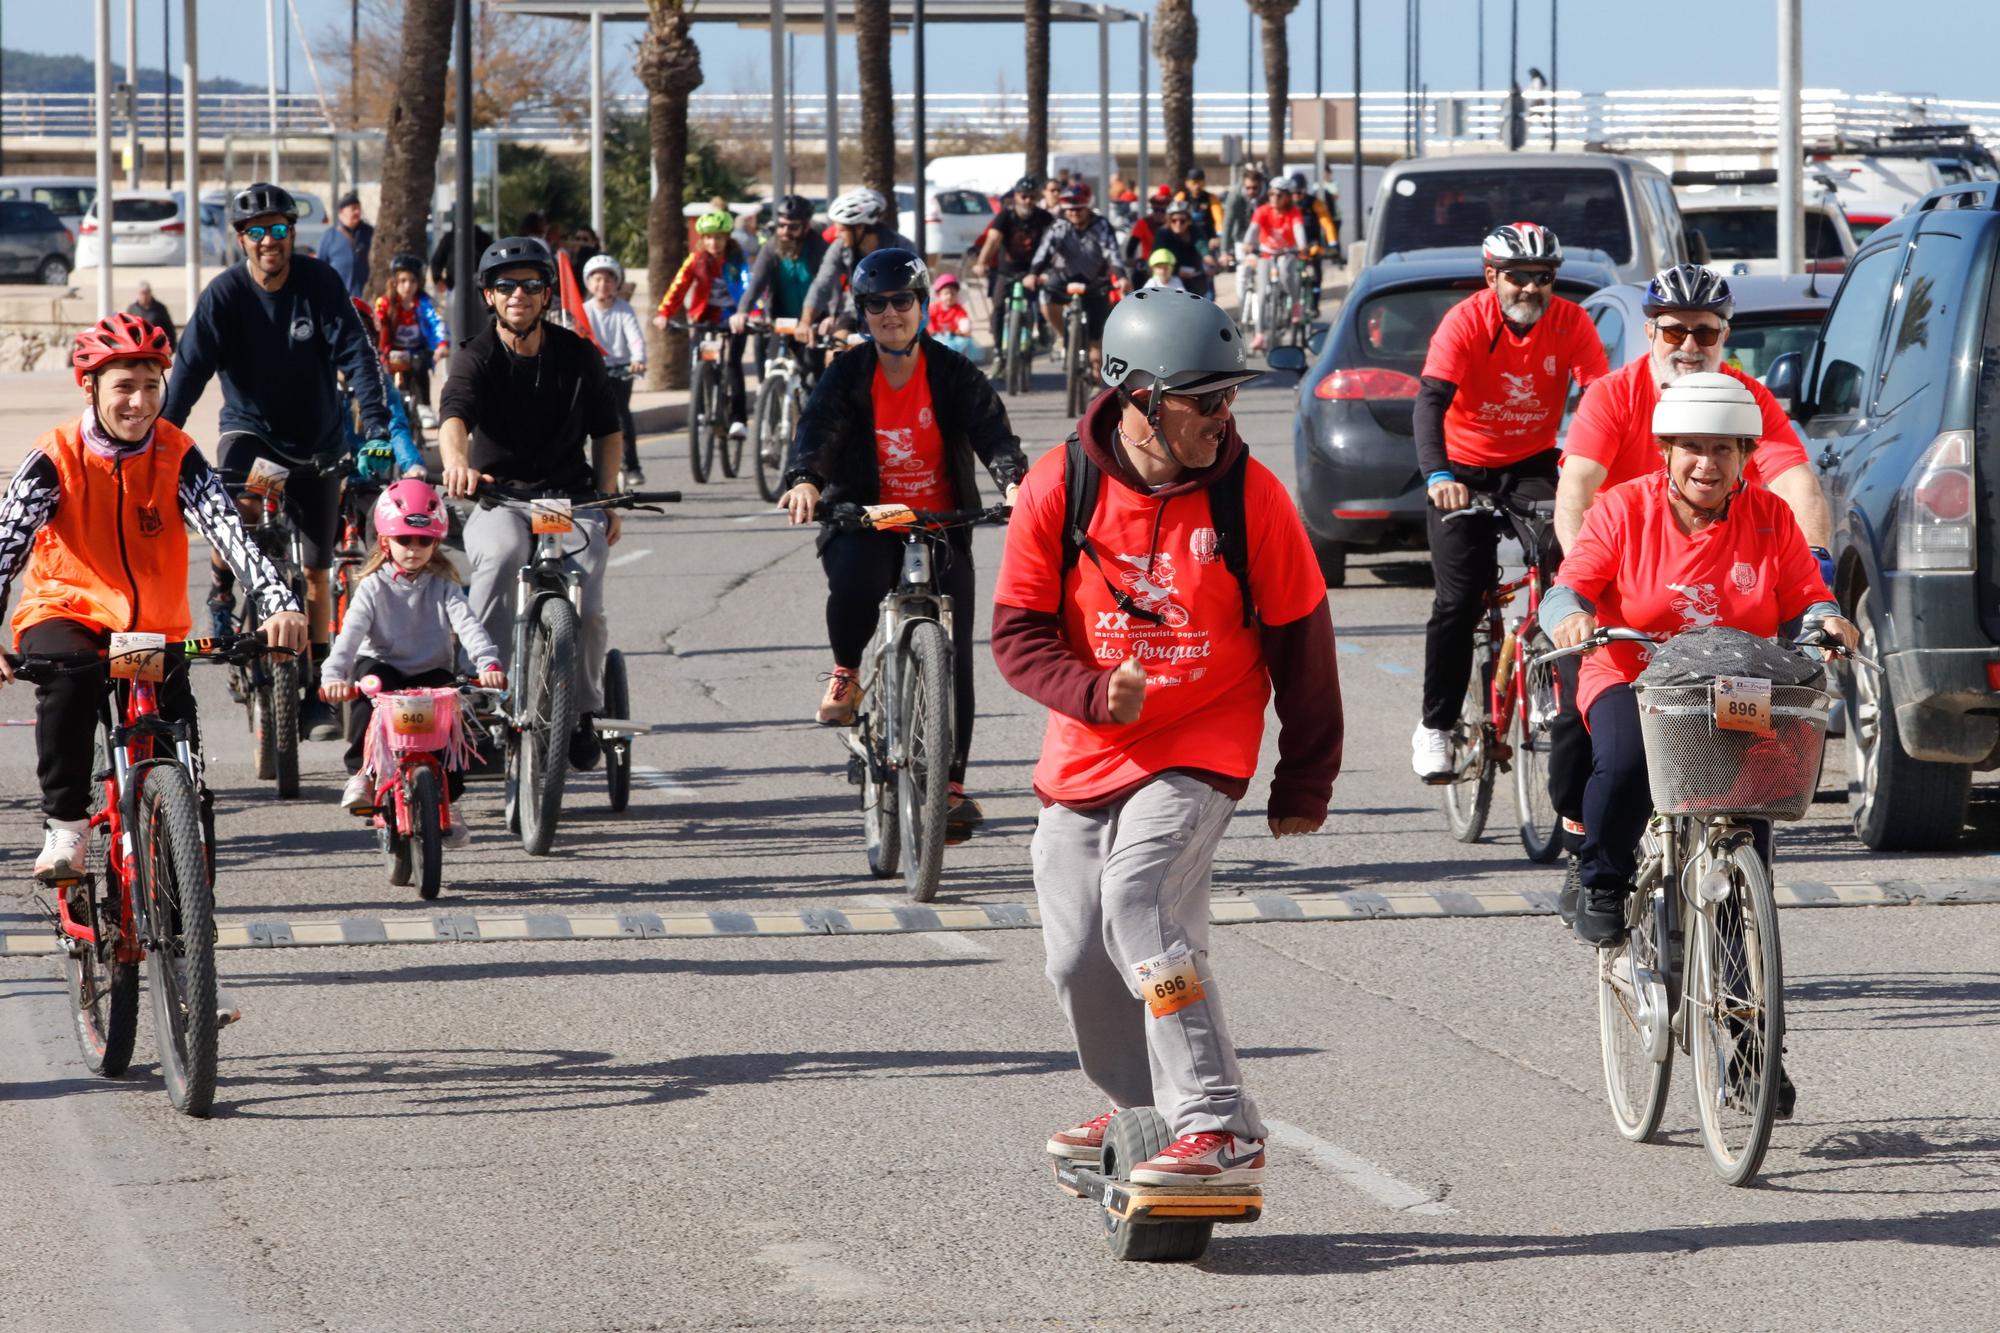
[639,0,703,389]
[855,0,896,223]
[369,0,455,301]
[1024,0,1050,181]
[1247,0,1300,173]
[1154,0,1197,182]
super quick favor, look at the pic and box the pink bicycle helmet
[374,478,450,541]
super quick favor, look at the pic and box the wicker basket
[1633,680,1831,822]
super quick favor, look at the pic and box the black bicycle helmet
[229,181,299,228]
[1013,174,1044,196]
[477,236,556,287]
[851,247,930,300]
[1643,263,1734,321]
[390,252,425,277]
[775,194,815,223]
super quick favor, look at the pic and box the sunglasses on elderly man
[1652,321,1725,348]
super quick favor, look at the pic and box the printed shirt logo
[1667,581,1722,629]
[290,314,316,343]
[1500,371,1541,408]
[1731,561,1757,594]
[917,405,935,429]
[135,504,163,537]
[1112,550,1190,628]
[1543,354,1557,375]
[876,427,923,471]
[1189,526,1219,565]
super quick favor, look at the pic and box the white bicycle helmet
[1652,371,1762,441]
[582,253,624,284]
[1481,221,1563,267]
[827,188,887,227]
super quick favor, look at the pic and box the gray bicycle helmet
[1643,263,1735,321]
[229,181,299,227]
[477,236,556,287]
[1100,288,1262,401]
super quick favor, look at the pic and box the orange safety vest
[12,418,196,644]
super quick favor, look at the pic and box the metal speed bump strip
[2,879,1997,958]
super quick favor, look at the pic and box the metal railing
[0,91,333,137]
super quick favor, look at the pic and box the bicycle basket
[1633,680,1830,821]
[363,687,479,770]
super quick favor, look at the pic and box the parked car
[1673,169,1855,277]
[76,190,227,268]
[1362,152,1693,286]
[0,199,75,285]
[1577,272,1832,400]
[0,175,97,232]
[895,185,996,261]
[1809,126,2000,244]
[200,188,332,254]
[1272,248,1614,585]
[1763,180,2000,850]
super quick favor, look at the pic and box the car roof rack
[1917,182,2000,212]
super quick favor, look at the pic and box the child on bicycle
[1140,248,1186,292]
[581,254,648,483]
[318,480,505,843]
[924,273,983,363]
[375,254,450,425]
[653,210,749,442]
[0,314,307,881]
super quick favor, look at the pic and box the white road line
[733,511,783,523]
[631,765,700,799]
[1265,1118,1454,1216]
[607,548,653,568]
[860,894,993,958]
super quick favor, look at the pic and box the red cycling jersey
[1250,203,1306,256]
[1421,287,1608,468]
[1563,357,1809,489]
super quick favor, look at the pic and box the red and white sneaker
[1045,1109,1116,1162]
[1129,1131,1266,1187]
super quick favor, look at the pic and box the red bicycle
[355,675,502,900]
[14,632,293,1117]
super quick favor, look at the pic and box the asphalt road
[3,371,2000,1332]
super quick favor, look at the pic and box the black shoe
[1775,1063,1797,1120]
[624,463,646,486]
[300,698,341,741]
[1573,877,1627,948]
[568,714,603,771]
[1558,857,1581,927]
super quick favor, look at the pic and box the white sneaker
[1129,1131,1266,1187]
[728,421,747,440]
[1410,724,1453,780]
[418,405,438,429]
[340,771,376,814]
[444,814,470,849]
[34,818,89,882]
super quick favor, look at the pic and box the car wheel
[38,256,71,285]
[1311,535,1348,588]
[1845,589,1969,850]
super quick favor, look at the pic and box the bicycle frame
[1630,811,1764,1063]
[841,531,954,784]
[507,524,587,731]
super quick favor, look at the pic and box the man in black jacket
[779,248,1028,832]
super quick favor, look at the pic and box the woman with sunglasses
[779,248,1028,834]
[1407,221,1610,783]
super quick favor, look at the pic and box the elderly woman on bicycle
[1542,372,1859,952]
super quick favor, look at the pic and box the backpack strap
[1210,450,1258,628]
[1056,432,1100,621]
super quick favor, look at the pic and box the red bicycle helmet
[71,312,172,386]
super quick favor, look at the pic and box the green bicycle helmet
[695,211,734,236]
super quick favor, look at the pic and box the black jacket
[784,335,1029,551]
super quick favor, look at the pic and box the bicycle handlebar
[475,483,683,509]
[1527,626,1660,667]
[3,632,293,683]
[814,502,1011,532]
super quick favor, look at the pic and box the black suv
[1770,181,2000,849]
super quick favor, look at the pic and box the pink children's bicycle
[357,676,500,899]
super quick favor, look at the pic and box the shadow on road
[1790,971,2000,1031]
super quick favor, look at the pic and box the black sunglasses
[240,222,292,241]
[1653,321,1725,348]
[1498,268,1557,289]
[1137,385,1236,417]
[489,277,550,295]
[389,535,437,548]
[859,292,920,315]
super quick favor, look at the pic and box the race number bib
[529,498,575,534]
[245,457,290,498]
[698,335,726,363]
[1714,676,1774,736]
[863,504,918,528]
[108,632,168,682]
[391,693,439,736]
[1133,943,1206,1019]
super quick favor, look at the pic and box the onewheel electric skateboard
[1050,1108,1262,1262]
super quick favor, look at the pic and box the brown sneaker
[1046,1109,1116,1162]
[816,667,863,726]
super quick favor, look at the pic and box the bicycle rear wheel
[719,372,745,478]
[1691,840,1784,1186]
[896,621,954,903]
[1599,845,1674,1142]
[1005,302,1032,396]
[519,596,579,855]
[1441,638,1495,843]
[688,361,715,483]
[137,763,218,1117]
[602,648,632,813]
[1063,309,1086,417]
[1511,632,1565,863]
[752,377,786,503]
[66,728,138,1077]
[411,765,444,901]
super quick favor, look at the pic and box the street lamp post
[1350,0,1362,244]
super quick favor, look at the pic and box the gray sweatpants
[1032,772,1263,1140]
[461,503,611,712]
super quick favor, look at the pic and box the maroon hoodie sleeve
[1260,602,1343,823]
[991,604,1117,725]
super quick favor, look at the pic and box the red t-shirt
[993,446,1327,803]
[1556,474,1832,718]
[1564,357,1809,489]
[870,352,951,511]
[1421,288,1608,467]
[1250,203,1305,255]
[926,301,972,337]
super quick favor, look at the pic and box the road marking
[751,1241,881,1301]
[1265,1119,1454,1216]
[607,548,653,568]
[631,765,699,798]
[1375,661,1414,676]
[733,511,783,523]
[860,894,992,957]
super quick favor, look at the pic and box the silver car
[0,199,75,285]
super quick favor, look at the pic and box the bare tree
[321,0,586,131]
[855,0,895,220]
[639,0,703,389]
[1247,0,1300,172]
[1154,0,1198,182]
[367,0,455,300]
[1024,0,1050,181]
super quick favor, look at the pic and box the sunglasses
[240,222,292,241]
[1653,321,1725,348]
[489,277,550,295]
[1499,269,1556,288]
[389,535,437,549]
[1138,385,1235,417]
[859,292,920,315]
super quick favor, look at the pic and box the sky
[7,1,1997,106]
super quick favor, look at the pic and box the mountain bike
[998,278,1037,397]
[13,632,292,1117]
[474,484,681,854]
[1433,493,1565,861]
[679,320,732,485]
[356,675,501,900]
[384,349,429,447]
[1060,281,1095,417]
[748,318,821,504]
[819,502,1009,903]
[328,465,389,738]
[1534,625,1866,1186]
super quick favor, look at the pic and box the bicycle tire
[1599,869,1674,1143]
[1099,1108,1213,1263]
[252,680,275,780]
[67,728,138,1077]
[859,708,901,879]
[1063,307,1085,417]
[1511,632,1565,863]
[720,378,745,479]
[896,621,954,903]
[688,361,714,484]
[137,763,218,1117]
[603,648,632,813]
[267,656,301,800]
[519,596,579,855]
[1441,640,1495,843]
[1691,840,1784,1186]
[752,377,786,503]
[412,765,444,901]
[381,816,413,886]
[1005,302,1032,396]
[704,368,727,482]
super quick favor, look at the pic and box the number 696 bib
[1133,943,1206,1019]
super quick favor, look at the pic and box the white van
[0,176,97,233]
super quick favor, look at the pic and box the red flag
[556,250,602,350]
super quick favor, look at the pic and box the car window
[1875,230,1966,416]
[1722,314,1824,381]
[1684,209,1847,260]
[1591,304,1626,367]
[295,193,324,220]
[1351,282,1480,368]
[1809,245,1901,417]
[1377,168,1632,264]
[1644,177,1686,262]
[112,198,180,224]
[33,186,92,216]
[0,202,31,232]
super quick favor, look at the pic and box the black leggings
[27,618,200,821]
[609,375,639,468]
[820,530,976,784]
[344,658,464,798]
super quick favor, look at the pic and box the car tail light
[1897,429,1976,571]
[1314,367,1421,401]
[1805,257,1847,274]
[80,220,98,235]
[160,222,185,234]
[1986,661,2000,692]
[1332,508,1391,519]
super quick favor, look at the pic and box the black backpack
[1059,432,1257,628]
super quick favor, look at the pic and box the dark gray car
[0,200,74,285]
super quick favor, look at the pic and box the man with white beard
[1408,223,1609,781]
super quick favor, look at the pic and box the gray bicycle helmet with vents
[229,182,299,227]
[1100,287,1261,398]
[477,236,556,286]
[1643,263,1735,321]
[1481,221,1563,267]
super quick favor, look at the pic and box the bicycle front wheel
[1511,633,1565,863]
[266,655,301,800]
[752,377,786,504]
[860,711,901,879]
[412,765,444,900]
[1063,311,1086,417]
[519,596,579,855]
[138,763,218,1117]
[1599,854,1674,1143]
[1441,641,1495,843]
[896,622,955,903]
[602,648,632,813]
[1690,840,1785,1186]
[688,361,715,484]
[67,728,138,1076]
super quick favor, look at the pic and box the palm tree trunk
[1024,0,1050,181]
[1250,0,1300,174]
[855,0,896,224]
[368,0,455,301]
[1153,0,1197,183]
[640,0,703,390]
